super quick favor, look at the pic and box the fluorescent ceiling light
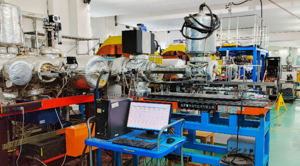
[279,49,288,54]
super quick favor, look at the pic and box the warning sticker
[100,79,106,86]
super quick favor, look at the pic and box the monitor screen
[127,102,172,132]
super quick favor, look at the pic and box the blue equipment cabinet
[218,47,269,82]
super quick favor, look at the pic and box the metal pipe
[157,119,185,166]
[86,42,100,55]
[236,16,239,47]
[243,65,245,82]
[87,40,90,55]
[87,116,95,166]
[150,68,186,74]
[76,40,78,55]
[220,18,223,48]
[227,3,232,41]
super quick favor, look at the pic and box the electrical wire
[77,71,105,166]
[232,0,251,6]
[60,154,67,166]
[16,107,24,166]
[42,95,64,129]
[55,108,64,129]
[56,77,68,98]
[34,157,47,166]
[181,3,220,40]
[220,91,254,166]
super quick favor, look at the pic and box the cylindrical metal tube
[150,68,186,74]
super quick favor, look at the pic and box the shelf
[24,31,100,41]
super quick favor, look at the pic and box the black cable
[232,0,251,6]
[154,40,159,51]
[76,72,105,166]
[221,153,254,166]
[227,91,244,164]
[12,107,17,166]
[270,109,288,121]
[181,3,220,40]
[172,114,193,120]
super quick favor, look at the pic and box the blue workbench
[85,118,186,166]
[218,47,269,82]
[171,111,270,166]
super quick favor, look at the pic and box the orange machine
[96,36,130,58]
[65,123,97,157]
[162,44,190,63]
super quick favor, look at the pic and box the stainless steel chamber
[60,56,109,89]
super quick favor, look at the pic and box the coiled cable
[180,3,220,40]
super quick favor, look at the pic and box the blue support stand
[172,110,270,166]
[96,149,102,166]
[218,47,269,82]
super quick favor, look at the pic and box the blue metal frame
[218,47,269,82]
[86,119,186,166]
[171,111,270,166]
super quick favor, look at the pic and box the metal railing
[217,14,269,49]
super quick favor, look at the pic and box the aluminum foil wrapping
[0,54,16,58]
[26,52,36,56]
[125,55,157,79]
[193,60,219,81]
[162,59,185,78]
[110,57,127,76]
[0,47,7,53]
[25,56,62,83]
[41,54,60,59]
[0,3,24,46]
[7,46,18,54]
[190,57,212,62]
[185,13,216,55]
[3,57,32,86]
[40,47,61,54]
[0,57,9,74]
[64,56,109,89]
[3,92,17,99]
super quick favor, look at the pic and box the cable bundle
[181,3,220,40]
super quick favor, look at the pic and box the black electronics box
[265,57,280,78]
[22,136,66,160]
[122,30,155,54]
[95,98,132,140]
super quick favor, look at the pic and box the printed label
[40,120,46,124]
[218,106,227,113]
[228,106,238,114]
[112,102,119,108]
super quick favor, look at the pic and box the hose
[180,3,220,40]
[76,71,105,166]
[232,0,251,6]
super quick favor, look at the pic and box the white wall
[152,30,183,49]
[5,0,92,55]
[269,47,300,67]
[6,0,47,15]
[90,17,134,51]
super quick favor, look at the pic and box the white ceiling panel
[91,0,236,17]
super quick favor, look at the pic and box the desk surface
[85,130,186,158]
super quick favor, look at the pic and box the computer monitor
[127,102,172,139]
